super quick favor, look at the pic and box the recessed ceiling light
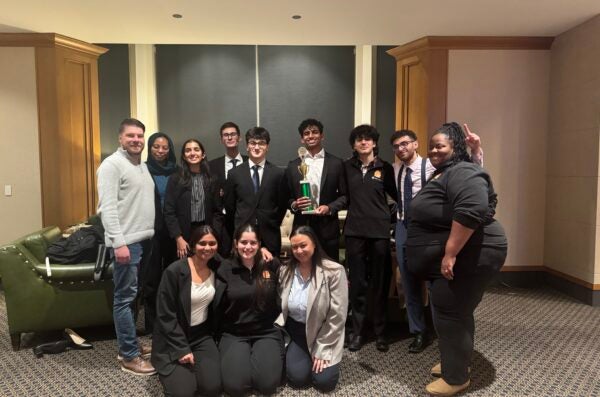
[292,15,302,20]
[172,13,183,19]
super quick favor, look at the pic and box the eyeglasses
[392,140,414,150]
[248,140,267,147]
[222,132,238,139]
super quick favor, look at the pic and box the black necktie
[230,158,238,168]
[251,165,260,193]
[403,167,413,227]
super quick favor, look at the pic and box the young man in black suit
[285,118,347,262]
[209,121,248,256]
[224,127,287,257]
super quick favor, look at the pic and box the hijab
[146,132,177,176]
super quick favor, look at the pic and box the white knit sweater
[96,147,155,248]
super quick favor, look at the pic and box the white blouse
[190,272,215,326]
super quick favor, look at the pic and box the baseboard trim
[496,266,600,306]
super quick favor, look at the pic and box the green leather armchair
[0,225,114,350]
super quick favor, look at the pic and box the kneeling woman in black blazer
[164,139,222,260]
[276,226,348,392]
[151,225,222,397]
[215,223,283,396]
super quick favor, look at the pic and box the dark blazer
[150,258,225,376]
[209,155,248,257]
[224,161,287,256]
[208,154,249,193]
[284,152,347,242]
[163,172,223,242]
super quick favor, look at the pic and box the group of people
[96,116,507,396]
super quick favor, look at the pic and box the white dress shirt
[287,267,311,323]
[303,148,325,205]
[248,159,266,185]
[225,153,244,179]
[393,155,435,221]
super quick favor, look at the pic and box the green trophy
[298,147,316,214]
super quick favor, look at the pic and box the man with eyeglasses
[210,121,248,256]
[391,125,483,354]
[284,118,347,261]
[224,127,287,257]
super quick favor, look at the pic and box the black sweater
[343,156,397,239]
[406,161,507,250]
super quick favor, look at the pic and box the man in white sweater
[97,118,156,376]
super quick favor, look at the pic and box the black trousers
[140,229,175,333]
[159,325,221,397]
[285,317,340,392]
[408,244,506,385]
[345,236,392,338]
[219,327,284,396]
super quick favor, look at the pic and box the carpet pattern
[0,286,599,396]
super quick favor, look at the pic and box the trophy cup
[297,147,316,214]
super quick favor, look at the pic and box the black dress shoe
[408,332,431,354]
[32,331,93,358]
[348,335,364,352]
[375,337,389,352]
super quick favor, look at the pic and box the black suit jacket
[163,172,223,242]
[224,161,287,255]
[284,152,347,242]
[208,154,249,193]
[150,258,224,376]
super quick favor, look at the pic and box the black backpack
[47,225,105,264]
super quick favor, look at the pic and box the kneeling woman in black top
[151,225,222,397]
[406,122,507,396]
[215,223,283,396]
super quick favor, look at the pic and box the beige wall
[0,47,42,245]
[547,15,600,285]
[447,49,550,268]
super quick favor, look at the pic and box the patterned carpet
[0,286,599,396]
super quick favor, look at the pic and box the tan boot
[431,362,442,377]
[426,378,470,396]
[431,363,470,377]
[120,356,156,376]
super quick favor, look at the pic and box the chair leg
[10,333,21,351]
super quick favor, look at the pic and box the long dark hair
[232,223,271,311]
[177,138,212,187]
[432,122,472,166]
[188,225,220,270]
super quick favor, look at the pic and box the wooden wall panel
[23,34,107,230]
[391,49,447,156]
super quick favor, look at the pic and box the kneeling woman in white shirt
[151,225,221,397]
[276,225,348,392]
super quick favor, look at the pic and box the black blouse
[215,257,281,335]
[406,161,507,249]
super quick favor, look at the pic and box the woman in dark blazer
[164,139,222,260]
[151,225,222,397]
[406,122,507,396]
[276,225,348,393]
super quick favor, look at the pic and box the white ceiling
[1,0,599,46]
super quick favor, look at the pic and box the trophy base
[301,210,318,215]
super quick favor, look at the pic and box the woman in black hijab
[143,132,178,333]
